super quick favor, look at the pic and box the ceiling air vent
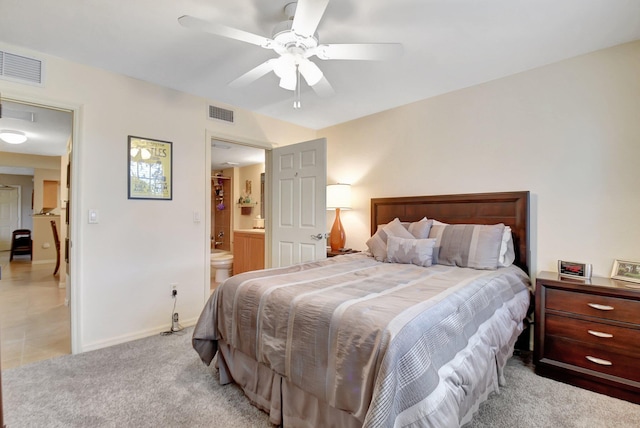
[209,105,234,123]
[0,50,44,86]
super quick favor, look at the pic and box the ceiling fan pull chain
[294,64,301,109]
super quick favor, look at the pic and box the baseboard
[81,317,198,353]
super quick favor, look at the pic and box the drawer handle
[587,303,614,311]
[587,330,613,338]
[586,356,613,366]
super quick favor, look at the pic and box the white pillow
[498,226,515,267]
[366,218,415,261]
[386,237,436,267]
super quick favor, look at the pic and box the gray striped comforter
[193,253,530,427]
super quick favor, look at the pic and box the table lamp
[326,183,351,251]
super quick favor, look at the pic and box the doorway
[0,97,74,368]
[209,139,266,291]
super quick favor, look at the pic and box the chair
[9,229,33,261]
[50,220,61,275]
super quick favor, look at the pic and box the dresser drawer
[545,336,640,382]
[545,313,640,355]
[546,288,640,324]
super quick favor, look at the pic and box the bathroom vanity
[233,229,265,275]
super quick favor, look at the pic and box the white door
[0,186,20,251]
[270,138,327,267]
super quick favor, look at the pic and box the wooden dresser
[535,271,640,404]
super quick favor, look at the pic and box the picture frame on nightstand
[611,259,640,284]
[558,260,592,279]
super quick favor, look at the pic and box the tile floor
[0,250,70,369]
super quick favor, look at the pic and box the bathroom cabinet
[233,230,265,275]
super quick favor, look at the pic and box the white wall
[0,42,316,352]
[321,40,640,278]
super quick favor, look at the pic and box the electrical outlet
[170,283,178,297]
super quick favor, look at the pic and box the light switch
[193,211,201,223]
[88,209,99,224]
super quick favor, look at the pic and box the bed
[193,191,532,427]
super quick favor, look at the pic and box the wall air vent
[209,105,234,123]
[0,50,44,86]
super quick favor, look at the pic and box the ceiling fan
[178,0,402,107]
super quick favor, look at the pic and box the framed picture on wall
[127,136,173,200]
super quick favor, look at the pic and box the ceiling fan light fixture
[272,55,294,78]
[279,74,297,91]
[0,130,28,145]
[298,59,323,86]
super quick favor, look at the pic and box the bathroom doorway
[210,140,266,290]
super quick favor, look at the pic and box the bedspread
[193,253,530,426]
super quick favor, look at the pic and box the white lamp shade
[0,130,27,145]
[326,184,351,210]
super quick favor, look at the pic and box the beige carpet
[2,327,639,427]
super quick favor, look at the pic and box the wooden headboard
[371,191,530,273]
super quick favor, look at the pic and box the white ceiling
[0,100,72,159]
[0,0,639,152]
[211,140,265,170]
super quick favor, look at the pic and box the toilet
[210,250,234,283]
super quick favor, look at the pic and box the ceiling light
[298,59,323,86]
[0,130,28,144]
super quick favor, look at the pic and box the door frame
[204,130,273,303]
[1,92,81,354]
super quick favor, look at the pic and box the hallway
[0,251,70,369]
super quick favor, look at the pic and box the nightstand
[327,249,360,257]
[534,271,640,404]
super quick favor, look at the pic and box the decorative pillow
[386,236,436,267]
[498,226,516,267]
[406,217,433,239]
[430,223,505,270]
[366,218,415,261]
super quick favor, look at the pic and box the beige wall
[234,163,265,230]
[320,40,640,278]
[2,37,638,351]
[33,167,61,214]
[32,215,59,262]
[0,41,316,352]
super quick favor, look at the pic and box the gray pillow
[406,217,433,239]
[386,236,436,267]
[366,218,415,261]
[429,223,505,270]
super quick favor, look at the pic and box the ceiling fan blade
[315,43,403,61]
[311,76,335,98]
[291,0,330,37]
[229,60,275,88]
[178,15,273,48]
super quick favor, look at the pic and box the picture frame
[611,259,640,284]
[558,260,592,279]
[128,136,172,200]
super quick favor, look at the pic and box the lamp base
[329,208,346,251]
